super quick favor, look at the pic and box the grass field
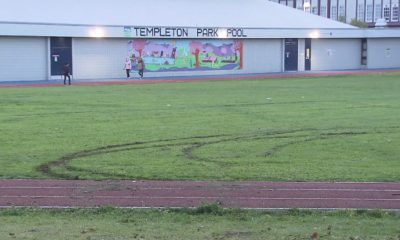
[1,73,400,181]
[1,207,399,240]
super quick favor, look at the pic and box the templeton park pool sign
[124,26,248,38]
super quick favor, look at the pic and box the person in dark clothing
[63,63,71,85]
[137,58,145,79]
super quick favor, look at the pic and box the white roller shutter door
[0,37,47,82]
[311,39,361,71]
[73,38,127,79]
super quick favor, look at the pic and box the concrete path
[1,180,399,210]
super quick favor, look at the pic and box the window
[366,4,373,22]
[375,4,382,21]
[331,6,338,20]
[392,5,399,21]
[384,5,390,21]
[357,4,365,21]
[312,6,318,15]
[320,6,327,17]
[339,5,346,20]
[296,0,303,10]
[361,38,367,66]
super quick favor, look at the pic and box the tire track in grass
[36,127,394,179]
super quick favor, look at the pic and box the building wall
[367,38,400,68]
[311,39,361,70]
[1,36,398,82]
[72,38,283,79]
[0,37,47,81]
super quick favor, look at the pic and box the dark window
[384,5,390,21]
[361,38,367,66]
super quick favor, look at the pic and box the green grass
[1,73,400,181]
[1,207,399,240]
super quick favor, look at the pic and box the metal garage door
[311,39,361,71]
[0,37,47,82]
[73,38,127,79]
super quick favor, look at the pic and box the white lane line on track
[2,181,400,185]
[1,196,399,201]
[0,206,398,211]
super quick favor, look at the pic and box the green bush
[350,18,369,28]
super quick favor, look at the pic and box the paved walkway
[1,69,400,88]
[1,180,399,210]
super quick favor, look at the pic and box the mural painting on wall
[127,39,243,72]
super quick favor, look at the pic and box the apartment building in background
[269,0,400,27]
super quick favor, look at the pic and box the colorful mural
[127,39,243,72]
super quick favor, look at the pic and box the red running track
[1,180,399,210]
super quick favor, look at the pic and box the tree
[189,41,203,68]
[132,40,148,57]
[234,41,243,69]
[338,16,346,23]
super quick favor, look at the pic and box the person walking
[63,63,71,85]
[137,58,145,79]
[124,58,132,79]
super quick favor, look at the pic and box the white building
[0,0,399,82]
[270,0,400,27]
